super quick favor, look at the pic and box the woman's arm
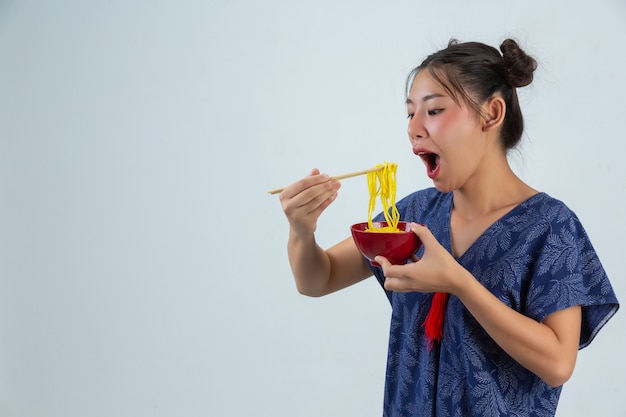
[281,169,372,297]
[289,235,372,297]
[453,274,581,387]
[378,223,581,387]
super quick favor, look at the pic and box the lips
[414,149,440,179]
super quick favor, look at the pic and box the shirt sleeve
[525,206,619,349]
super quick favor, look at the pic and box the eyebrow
[405,93,445,105]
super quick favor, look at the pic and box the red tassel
[422,292,450,351]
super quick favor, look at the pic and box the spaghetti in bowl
[351,221,422,266]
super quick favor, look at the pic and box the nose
[407,113,427,143]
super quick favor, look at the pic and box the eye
[406,113,414,120]
[428,108,444,116]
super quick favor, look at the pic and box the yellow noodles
[366,162,402,232]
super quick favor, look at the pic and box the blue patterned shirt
[368,189,619,417]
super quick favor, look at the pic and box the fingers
[295,177,341,216]
[383,276,409,292]
[375,255,405,278]
[375,256,411,292]
[374,255,392,269]
[378,224,453,293]
[280,171,340,203]
[410,223,436,246]
[279,169,341,235]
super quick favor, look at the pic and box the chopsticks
[267,166,383,195]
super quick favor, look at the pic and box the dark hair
[406,39,537,150]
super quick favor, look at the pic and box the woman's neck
[452,155,537,221]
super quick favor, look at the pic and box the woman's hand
[375,223,465,294]
[279,168,341,237]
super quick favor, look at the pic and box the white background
[1,1,624,416]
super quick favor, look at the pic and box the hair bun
[500,39,537,88]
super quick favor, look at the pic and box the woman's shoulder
[518,192,581,224]
[505,191,598,251]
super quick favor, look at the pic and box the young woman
[278,39,619,417]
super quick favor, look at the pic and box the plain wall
[0,1,624,416]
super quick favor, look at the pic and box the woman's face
[406,70,490,193]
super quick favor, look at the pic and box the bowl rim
[350,221,412,233]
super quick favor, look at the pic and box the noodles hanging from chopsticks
[366,162,401,232]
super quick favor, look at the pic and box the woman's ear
[482,96,506,131]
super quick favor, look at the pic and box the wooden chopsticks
[267,166,383,195]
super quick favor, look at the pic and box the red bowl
[350,221,422,266]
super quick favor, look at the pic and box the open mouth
[417,152,440,175]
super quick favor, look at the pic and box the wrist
[449,266,477,299]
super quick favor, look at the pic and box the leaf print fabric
[368,188,619,417]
